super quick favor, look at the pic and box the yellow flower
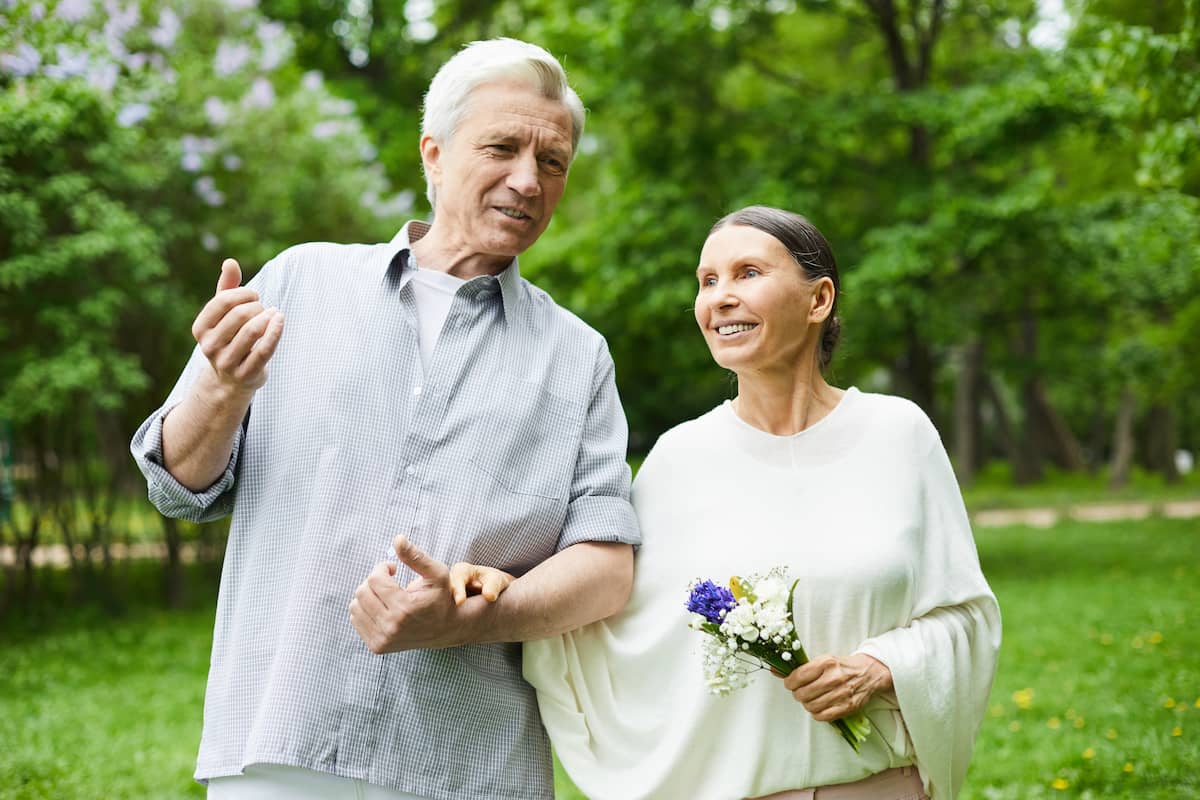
[1149,631,1163,644]
[1106,728,1118,740]
[1194,698,1200,709]
[1065,709,1077,720]
[1172,726,1183,737]
[989,704,1006,718]
[1132,636,1144,649]
[1082,747,1095,759]
[1074,717,1085,729]
[1048,717,1062,730]
[1012,688,1034,710]
[1123,762,1134,773]
[1008,721,1021,732]
[1164,698,1176,709]
[1051,778,1070,790]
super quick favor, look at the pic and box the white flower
[116,102,151,127]
[102,0,140,40]
[194,176,225,207]
[43,45,89,80]
[256,20,291,71]
[201,232,220,252]
[222,153,243,171]
[301,70,323,92]
[1,43,42,77]
[311,120,345,140]
[149,8,181,50]
[214,40,252,77]
[54,0,92,22]
[204,96,231,126]
[86,60,118,92]
[242,77,275,109]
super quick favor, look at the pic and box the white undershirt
[408,265,465,371]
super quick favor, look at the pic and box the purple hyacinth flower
[687,580,737,624]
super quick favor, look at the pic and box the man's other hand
[349,536,478,653]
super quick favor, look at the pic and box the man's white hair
[420,38,586,209]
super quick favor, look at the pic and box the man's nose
[507,153,542,198]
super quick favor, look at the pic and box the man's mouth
[496,207,531,221]
[717,323,758,336]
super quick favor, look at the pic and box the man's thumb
[216,258,242,294]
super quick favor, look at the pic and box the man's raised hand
[193,258,284,394]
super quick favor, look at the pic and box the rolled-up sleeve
[128,259,280,524]
[129,344,244,523]
[556,342,641,551]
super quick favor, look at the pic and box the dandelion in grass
[685,568,872,752]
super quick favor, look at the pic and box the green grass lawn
[2,516,1198,799]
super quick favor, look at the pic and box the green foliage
[0,0,410,574]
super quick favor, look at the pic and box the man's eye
[744,269,760,278]
[700,276,717,287]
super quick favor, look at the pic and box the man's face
[422,81,574,262]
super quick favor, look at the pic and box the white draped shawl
[525,389,1000,799]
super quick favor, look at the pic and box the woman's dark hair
[710,205,841,371]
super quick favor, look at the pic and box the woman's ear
[808,277,836,324]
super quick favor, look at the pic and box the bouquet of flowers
[686,569,872,752]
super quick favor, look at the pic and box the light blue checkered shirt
[130,221,640,800]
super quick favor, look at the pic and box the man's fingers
[448,562,471,606]
[394,536,449,583]
[217,258,242,294]
[192,288,261,343]
[235,311,284,380]
[212,307,272,371]
[479,570,512,602]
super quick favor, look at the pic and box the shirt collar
[383,220,523,321]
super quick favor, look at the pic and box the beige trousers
[752,766,927,800]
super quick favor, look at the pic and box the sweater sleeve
[854,426,1002,800]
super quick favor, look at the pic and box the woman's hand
[448,562,516,605]
[783,653,893,722]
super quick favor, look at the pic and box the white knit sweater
[524,388,1001,800]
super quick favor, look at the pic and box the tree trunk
[1030,381,1087,472]
[982,373,1023,481]
[1145,402,1181,483]
[1108,386,1137,489]
[954,340,983,485]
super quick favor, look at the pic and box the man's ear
[419,135,442,186]
[809,277,836,324]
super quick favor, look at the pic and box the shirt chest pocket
[469,378,585,501]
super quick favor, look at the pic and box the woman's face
[694,224,827,375]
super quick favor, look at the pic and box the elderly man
[131,39,639,800]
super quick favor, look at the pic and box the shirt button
[405,465,416,476]
[413,385,422,396]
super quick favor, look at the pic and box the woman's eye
[744,268,760,278]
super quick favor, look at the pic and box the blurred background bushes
[1,0,1197,609]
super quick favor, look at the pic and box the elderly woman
[461,206,1001,799]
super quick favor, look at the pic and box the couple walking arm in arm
[133,37,998,800]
